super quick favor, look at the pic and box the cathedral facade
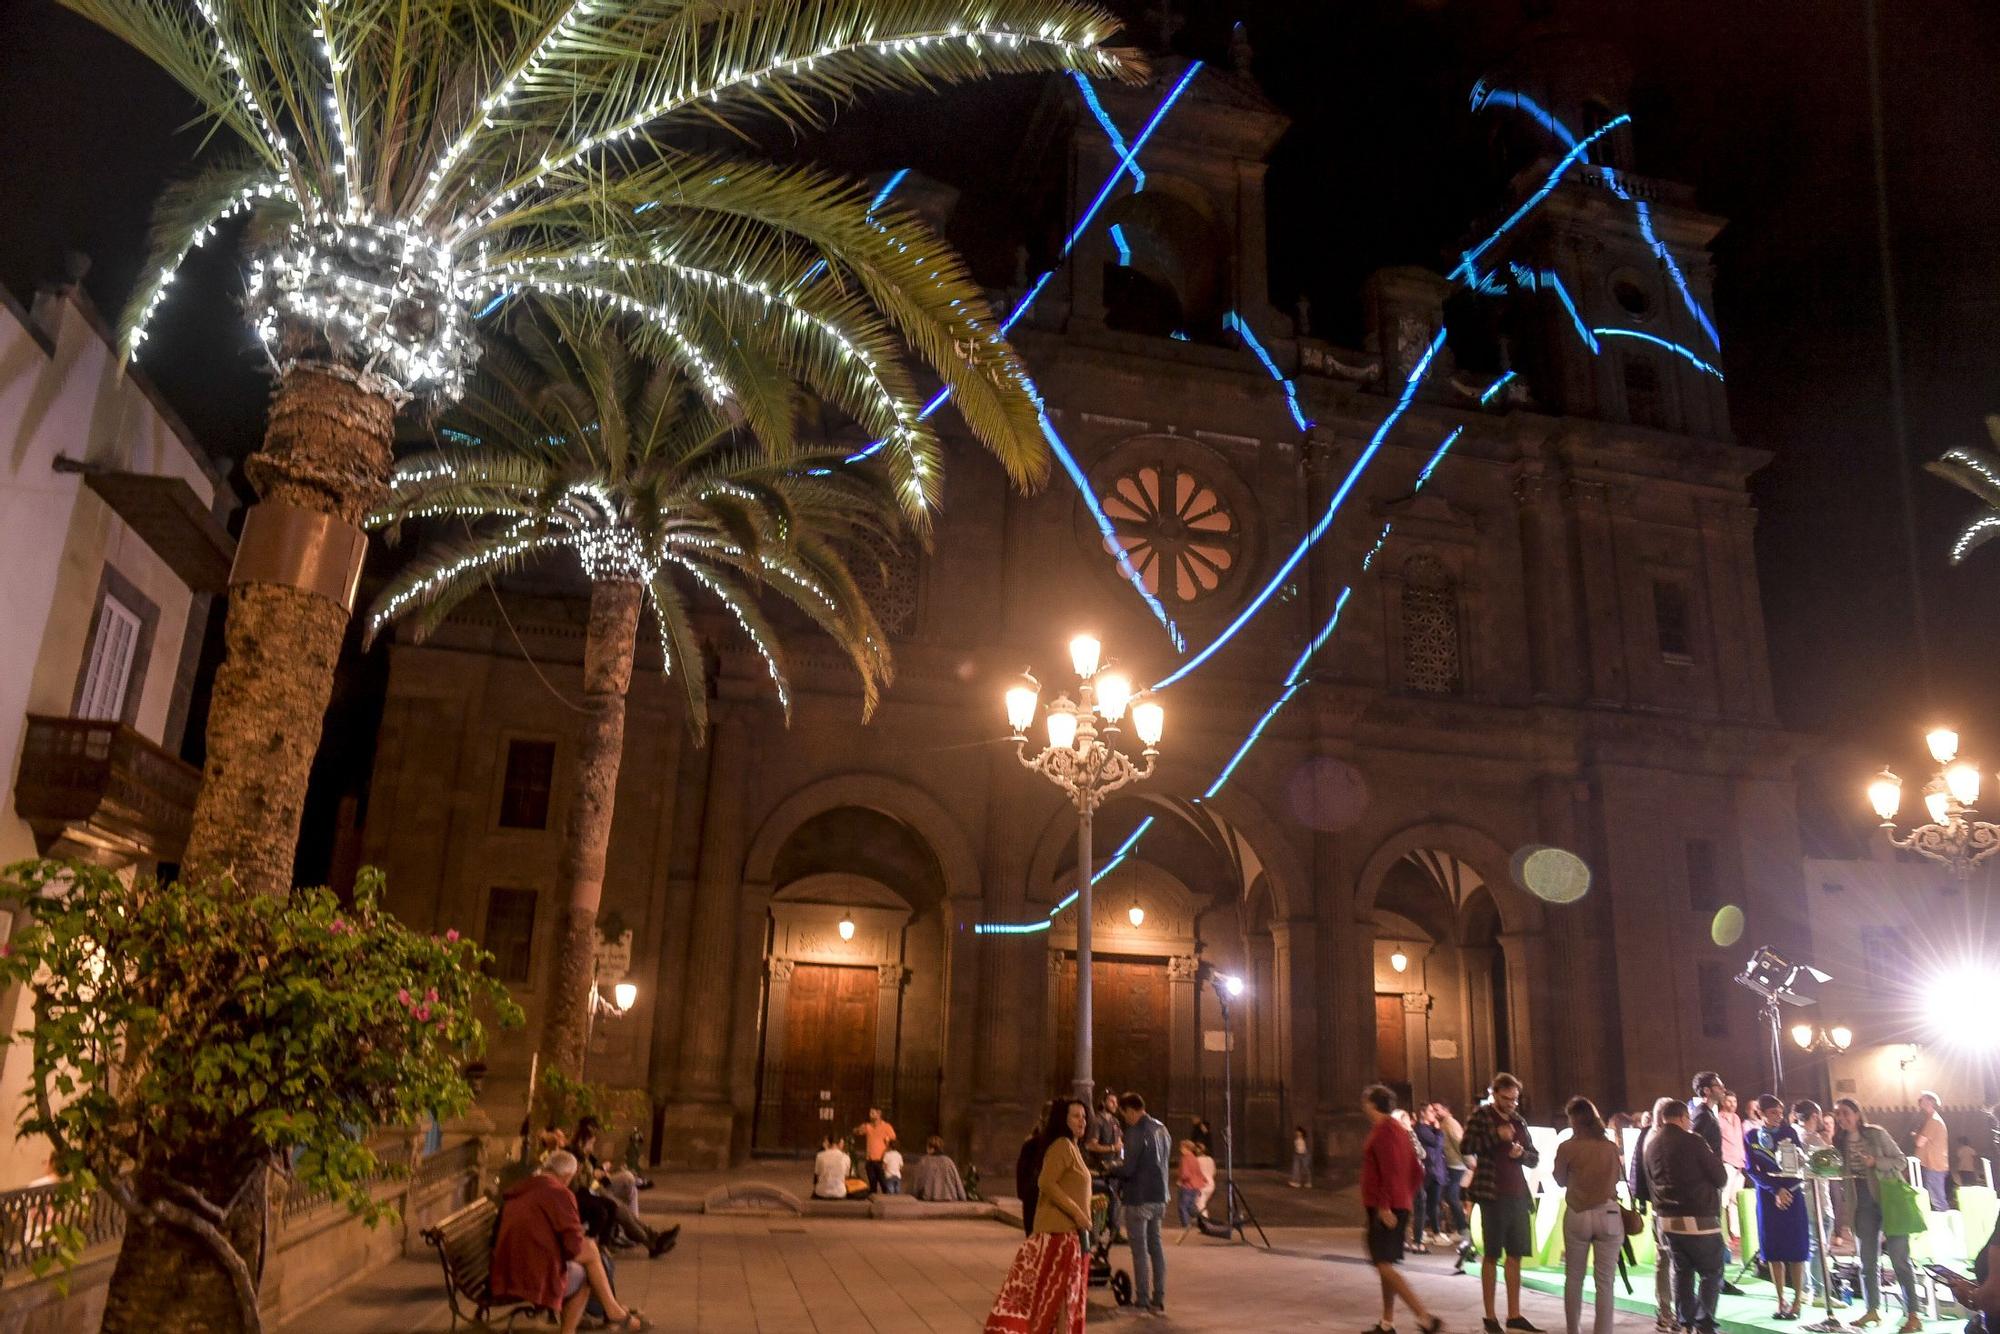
[359,47,1810,1174]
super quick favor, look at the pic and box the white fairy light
[414,0,599,222]
[671,555,790,710]
[192,0,311,215]
[128,180,281,357]
[476,273,732,402]
[459,22,1115,234]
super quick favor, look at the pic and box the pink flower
[330,918,348,934]
[444,929,460,942]
[425,988,438,1003]
[397,989,411,1007]
[435,1016,447,1028]
[415,1005,431,1022]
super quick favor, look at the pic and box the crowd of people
[1356,1069,2000,1334]
[811,1105,971,1201]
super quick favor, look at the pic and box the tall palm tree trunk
[182,367,395,895]
[539,579,643,1085]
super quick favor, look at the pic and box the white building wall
[0,285,222,1186]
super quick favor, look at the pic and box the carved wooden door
[781,963,879,1153]
[1052,957,1171,1108]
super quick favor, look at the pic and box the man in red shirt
[490,1151,651,1333]
[1363,1084,1443,1334]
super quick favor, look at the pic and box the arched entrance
[751,804,948,1153]
[1359,825,1542,1112]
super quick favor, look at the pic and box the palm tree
[1927,419,2000,564]
[366,311,903,1087]
[72,0,1138,896]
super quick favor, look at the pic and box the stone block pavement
[281,1201,1664,1332]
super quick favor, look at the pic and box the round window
[1610,272,1653,321]
[1100,459,1241,609]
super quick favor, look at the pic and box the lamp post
[1005,634,1163,1104]
[581,979,638,1082]
[1868,727,2000,880]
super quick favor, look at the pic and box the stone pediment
[1375,492,1480,544]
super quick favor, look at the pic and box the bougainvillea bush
[0,861,519,1332]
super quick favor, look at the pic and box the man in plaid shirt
[1460,1072,1542,1334]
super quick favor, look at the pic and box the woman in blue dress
[1746,1093,1812,1319]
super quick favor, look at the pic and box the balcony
[13,715,200,866]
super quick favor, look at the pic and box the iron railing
[0,1181,127,1278]
[14,715,201,864]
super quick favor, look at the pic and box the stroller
[1088,1192,1135,1307]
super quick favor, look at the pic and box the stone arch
[1354,820,1541,933]
[743,772,980,903]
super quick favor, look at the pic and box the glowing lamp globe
[1390,949,1409,973]
[1791,1023,1815,1050]
[1095,671,1133,721]
[1128,902,1145,928]
[1005,672,1041,735]
[1866,769,1902,822]
[1045,695,1079,750]
[1947,761,1982,807]
[1069,634,1102,680]
[1131,697,1165,747]
[612,982,638,1012]
[1928,728,1961,765]
[1828,1024,1853,1052]
[1925,788,1951,827]
[837,914,857,942]
[1222,973,1245,998]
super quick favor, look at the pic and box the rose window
[1100,461,1240,608]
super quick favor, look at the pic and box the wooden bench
[419,1196,553,1330]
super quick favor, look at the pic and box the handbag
[1620,1203,1646,1237]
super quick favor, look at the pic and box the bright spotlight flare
[1923,963,2000,1052]
[1508,844,1592,904]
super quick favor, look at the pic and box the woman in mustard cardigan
[985,1099,1095,1334]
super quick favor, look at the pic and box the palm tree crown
[83,0,1141,511]
[1927,419,2000,565]
[366,313,903,734]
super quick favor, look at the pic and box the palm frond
[645,569,711,742]
[1926,442,2000,565]
[120,154,289,358]
[363,525,564,646]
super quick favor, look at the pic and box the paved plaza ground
[282,1172,1659,1334]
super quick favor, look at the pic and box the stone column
[1495,931,1545,1097]
[663,712,750,1167]
[1167,954,1202,1123]
[726,879,773,1154]
[940,896,984,1151]
[1565,479,1628,706]
[754,959,795,1149]
[1513,465,1585,702]
[1269,919,1321,1149]
[873,964,907,1111]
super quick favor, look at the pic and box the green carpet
[1519,1263,1869,1334]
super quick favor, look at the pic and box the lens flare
[1511,845,1591,903]
[1711,905,1745,948]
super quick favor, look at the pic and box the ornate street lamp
[1868,727,2000,880]
[1790,1022,1854,1054]
[581,979,638,1081]
[1005,633,1163,1103]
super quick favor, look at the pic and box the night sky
[5,0,2000,795]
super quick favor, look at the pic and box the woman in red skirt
[986,1099,1095,1334]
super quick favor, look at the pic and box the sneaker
[1505,1321,1543,1333]
[1722,1281,1746,1297]
[1483,1320,1503,1334]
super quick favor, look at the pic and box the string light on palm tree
[1004,633,1163,1103]
[1866,726,2000,880]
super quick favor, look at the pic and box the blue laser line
[474,291,510,319]
[1480,370,1517,405]
[1200,587,1351,799]
[1088,816,1156,888]
[1591,327,1725,379]
[1043,410,1184,648]
[1151,327,1447,691]
[1109,224,1132,266]
[1452,114,1631,286]
[1224,310,1312,431]
[1070,72,1143,189]
[1361,523,1391,571]
[1546,272,1599,353]
[1416,425,1464,489]
[1604,183,1723,351]
[1469,81,1578,150]
[868,168,912,214]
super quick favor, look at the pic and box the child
[1176,1140,1209,1226]
[1290,1124,1312,1188]
[881,1138,904,1194]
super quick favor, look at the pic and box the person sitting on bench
[491,1150,652,1334]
